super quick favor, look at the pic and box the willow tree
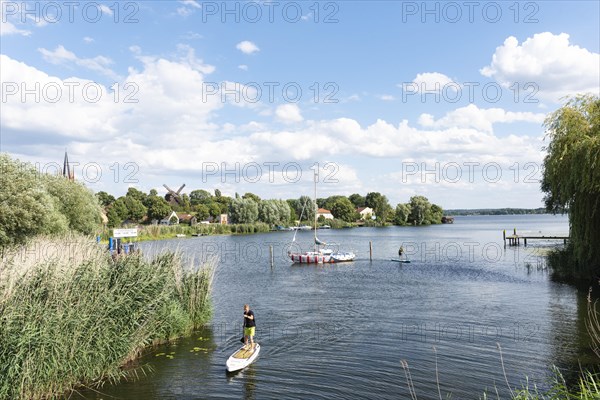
[542,95,600,281]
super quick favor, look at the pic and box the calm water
[78,215,598,399]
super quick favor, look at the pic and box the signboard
[113,228,138,238]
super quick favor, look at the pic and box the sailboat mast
[314,169,317,253]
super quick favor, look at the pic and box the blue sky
[1,1,599,208]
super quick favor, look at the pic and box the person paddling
[243,304,256,351]
[398,246,404,260]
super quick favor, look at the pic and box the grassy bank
[0,235,214,400]
[99,222,272,243]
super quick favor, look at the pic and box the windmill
[163,184,186,206]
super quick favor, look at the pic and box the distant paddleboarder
[398,246,404,259]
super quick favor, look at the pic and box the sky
[1,0,599,209]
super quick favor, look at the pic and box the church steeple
[62,151,74,181]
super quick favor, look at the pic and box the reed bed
[0,235,214,400]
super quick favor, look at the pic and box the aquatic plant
[0,235,214,400]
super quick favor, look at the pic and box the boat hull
[289,253,332,263]
[226,343,261,372]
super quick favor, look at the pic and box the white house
[356,207,374,220]
[317,208,334,220]
[159,211,179,225]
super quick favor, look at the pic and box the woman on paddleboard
[243,304,256,351]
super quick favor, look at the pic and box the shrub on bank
[0,235,213,400]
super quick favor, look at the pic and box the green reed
[0,236,214,400]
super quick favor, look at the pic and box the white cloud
[83,37,94,43]
[275,104,303,124]
[2,52,547,206]
[181,0,201,8]
[418,104,545,133]
[98,4,113,15]
[238,64,248,71]
[174,44,215,74]
[38,45,118,79]
[181,31,202,40]
[401,72,456,93]
[343,94,361,102]
[378,95,395,101]
[481,32,600,101]
[236,41,260,55]
[176,0,202,16]
[1,20,31,36]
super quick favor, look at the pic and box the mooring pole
[270,245,274,268]
[503,229,506,247]
[369,241,373,261]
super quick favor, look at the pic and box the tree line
[96,187,444,228]
[0,152,445,249]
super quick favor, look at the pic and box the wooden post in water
[369,241,373,261]
[503,230,506,247]
[269,245,274,268]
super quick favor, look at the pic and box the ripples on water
[78,215,596,399]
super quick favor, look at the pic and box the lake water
[78,214,598,399]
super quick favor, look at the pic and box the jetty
[503,229,569,247]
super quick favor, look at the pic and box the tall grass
[98,222,272,242]
[0,235,214,400]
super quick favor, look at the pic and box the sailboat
[288,172,356,264]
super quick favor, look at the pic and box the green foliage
[258,199,290,225]
[96,191,115,207]
[242,192,261,203]
[0,236,213,400]
[44,175,103,235]
[146,196,173,221]
[297,195,316,222]
[228,198,259,224]
[366,192,392,224]
[208,202,223,219]
[0,154,102,248]
[394,203,411,225]
[189,189,213,205]
[542,95,600,281]
[406,196,443,225]
[124,196,147,222]
[110,197,129,222]
[349,193,366,208]
[330,197,358,222]
[192,204,210,220]
[106,206,121,228]
[507,367,600,400]
[323,195,347,211]
[126,187,147,203]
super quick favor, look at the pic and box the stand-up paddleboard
[226,343,260,372]
[391,259,411,263]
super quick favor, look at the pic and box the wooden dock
[503,229,569,246]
